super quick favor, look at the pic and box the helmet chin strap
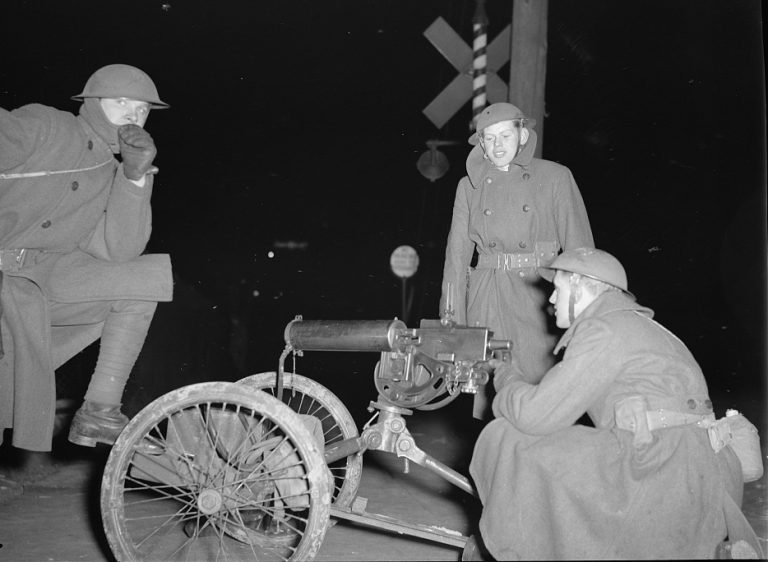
[568,274,581,325]
[568,294,577,325]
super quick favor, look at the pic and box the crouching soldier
[0,64,173,451]
[468,248,763,560]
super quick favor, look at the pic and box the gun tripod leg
[362,403,476,496]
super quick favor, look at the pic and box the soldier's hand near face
[118,124,158,181]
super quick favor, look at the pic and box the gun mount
[281,317,511,409]
[102,316,515,560]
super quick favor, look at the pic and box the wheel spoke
[201,403,225,487]
[236,372,363,513]
[220,414,270,469]
[102,382,330,561]
[123,478,197,508]
[163,517,205,561]
[218,508,261,560]
[132,499,197,548]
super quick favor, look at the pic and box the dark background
[1,0,765,427]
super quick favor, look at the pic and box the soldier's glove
[119,124,158,181]
[489,356,526,391]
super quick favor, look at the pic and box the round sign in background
[390,245,419,278]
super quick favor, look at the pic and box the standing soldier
[440,102,594,418]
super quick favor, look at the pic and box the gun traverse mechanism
[282,317,511,409]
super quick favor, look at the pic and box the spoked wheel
[101,382,331,562]
[237,372,363,509]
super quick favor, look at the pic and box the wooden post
[508,0,548,157]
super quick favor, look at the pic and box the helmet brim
[468,117,536,145]
[539,267,636,301]
[71,94,170,109]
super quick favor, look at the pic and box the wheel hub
[197,489,223,514]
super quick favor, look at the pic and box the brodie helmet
[72,64,169,109]
[542,247,632,296]
[468,102,536,145]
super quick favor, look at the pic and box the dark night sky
[1,1,766,417]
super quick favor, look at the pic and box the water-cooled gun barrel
[284,318,411,353]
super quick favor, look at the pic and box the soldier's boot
[68,400,129,447]
[68,300,157,448]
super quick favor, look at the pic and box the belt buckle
[502,253,514,271]
[0,249,27,272]
[496,252,537,271]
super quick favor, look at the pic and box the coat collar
[554,290,652,354]
[78,99,121,154]
[466,128,538,187]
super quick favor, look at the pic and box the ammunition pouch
[615,395,763,482]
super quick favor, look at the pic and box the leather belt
[616,407,714,433]
[615,395,717,447]
[477,252,538,271]
[0,249,28,272]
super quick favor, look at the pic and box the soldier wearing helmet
[440,102,594,419]
[466,248,763,560]
[544,247,633,329]
[0,64,173,452]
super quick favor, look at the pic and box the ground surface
[0,399,765,561]
[0,408,480,562]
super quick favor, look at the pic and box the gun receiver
[282,317,511,410]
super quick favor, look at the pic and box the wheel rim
[237,372,363,509]
[101,382,330,562]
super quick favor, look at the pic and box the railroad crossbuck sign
[423,17,511,129]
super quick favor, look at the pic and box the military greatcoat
[441,131,593,417]
[0,103,172,451]
[470,291,761,559]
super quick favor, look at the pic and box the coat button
[484,208,492,216]
[41,220,51,229]
[518,241,527,249]
[687,399,696,409]
[87,140,93,150]
[518,271,525,277]
[486,177,492,184]
[523,204,530,212]
[523,172,530,180]
[489,242,496,248]
[704,399,712,410]
[71,181,79,191]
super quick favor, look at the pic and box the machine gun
[100,316,515,560]
[279,316,512,410]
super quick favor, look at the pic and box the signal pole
[509,0,548,157]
